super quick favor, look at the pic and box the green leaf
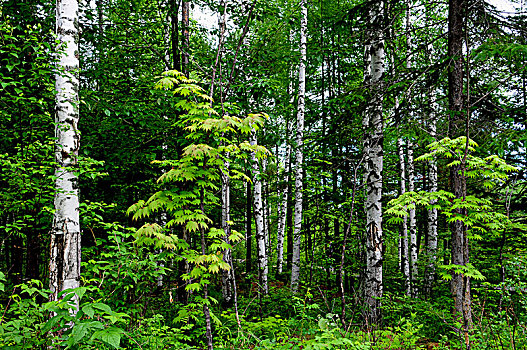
[92,302,112,314]
[82,304,95,318]
[91,326,124,349]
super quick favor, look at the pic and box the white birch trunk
[251,131,268,294]
[397,138,410,296]
[291,0,307,293]
[50,0,81,313]
[276,118,292,274]
[407,140,418,298]
[362,0,384,324]
[262,157,270,260]
[277,31,296,275]
[425,112,438,296]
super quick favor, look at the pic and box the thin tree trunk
[170,0,180,71]
[262,157,270,264]
[221,159,234,305]
[251,131,268,294]
[424,107,438,297]
[407,140,418,298]
[246,180,253,273]
[181,1,190,76]
[291,0,307,293]
[362,0,385,325]
[50,0,81,313]
[199,190,214,350]
[397,138,410,296]
[404,0,418,299]
[277,98,294,275]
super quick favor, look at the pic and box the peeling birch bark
[50,0,81,313]
[407,140,418,298]
[251,131,268,294]
[362,0,384,324]
[291,0,307,293]
[276,31,296,275]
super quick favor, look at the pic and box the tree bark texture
[251,131,268,294]
[425,106,438,297]
[397,138,410,296]
[362,0,385,325]
[50,0,81,312]
[291,0,307,293]
[170,0,180,71]
[407,140,418,298]
[181,1,190,76]
[448,0,473,337]
[277,38,296,275]
[245,180,253,273]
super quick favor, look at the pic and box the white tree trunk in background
[262,157,270,260]
[50,0,81,313]
[291,0,307,293]
[407,140,418,298]
[251,131,268,294]
[397,138,410,296]
[276,118,292,275]
[277,29,296,275]
[362,0,385,324]
[425,114,438,296]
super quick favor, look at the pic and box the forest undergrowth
[1,224,526,350]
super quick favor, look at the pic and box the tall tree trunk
[277,39,296,275]
[407,140,418,298]
[199,190,214,350]
[291,0,307,293]
[181,1,190,76]
[245,180,253,273]
[397,138,410,296]
[276,120,291,275]
[424,101,438,297]
[448,0,472,340]
[251,131,268,294]
[170,0,180,71]
[209,0,234,306]
[262,157,270,263]
[362,0,385,325]
[50,0,81,313]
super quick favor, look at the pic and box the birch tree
[424,112,438,296]
[362,0,385,324]
[405,0,418,298]
[49,0,81,312]
[251,131,268,294]
[276,28,296,275]
[397,138,410,296]
[291,0,307,293]
[407,140,418,298]
[210,0,235,305]
[276,118,292,275]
